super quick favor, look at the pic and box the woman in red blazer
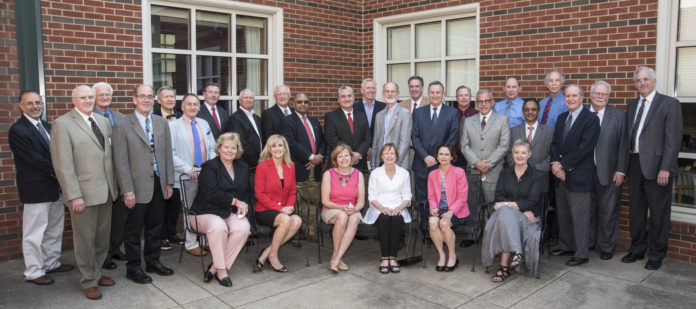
[254,134,301,272]
[427,144,469,272]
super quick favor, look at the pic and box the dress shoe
[25,275,54,285]
[588,246,596,251]
[47,264,74,273]
[203,263,213,283]
[355,235,369,240]
[566,257,589,266]
[168,235,184,245]
[620,253,644,263]
[84,287,102,300]
[551,249,574,256]
[459,239,475,248]
[102,259,117,270]
[145,263,174,276]
[215,273,233,287]
[435,265,446,272]
[443,258,459,272]
[98,276,115,286]
[160,240,172,251]
[126,269,153,284]
[600,252,614,260]
[338,262,349,271]
[186,247,208,256]
[645,259,662,270]
[111,251,127,261]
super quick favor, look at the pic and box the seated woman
[482,139,543,282]
[189,132,251,287]
[427,144,469,272]
[320,143,365,274]
[364,143,412,274]
[255,134,302,273]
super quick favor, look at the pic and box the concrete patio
[1,237,695,309]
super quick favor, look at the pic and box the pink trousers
[189,214,250,270]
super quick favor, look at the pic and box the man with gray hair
[153,86,182,122]
[354,78,386,136]
[538,68,569,128]
[371,82,411,169]
[262,84,294,140]
[225,89,264,168]
[324,85,371,170]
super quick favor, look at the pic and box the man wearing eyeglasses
[112,84,175,284]
[506,98,554,177]
[461,89,510,203]
[283,93,326,240]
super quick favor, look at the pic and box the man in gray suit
[113,84,175,284]
[622,66,683,270]
[51,85,118,299]
[461,89,510,203]
[507,98,554,177]
[587,81,627,261]
[371,82,412,169]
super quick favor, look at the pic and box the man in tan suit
[399,75,430,116]
[113,84,175,284]
[51,85,118,300]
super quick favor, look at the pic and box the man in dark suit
[324,86,372,170]
[506,98,554,176]
[197,83,228,139]
[587,81,628,261]
[10,90,74,286]
[262,85,294,141]
[153,86,182,122]
[91,82,129,269]
[411,81,459,232]
[550,84,600,266]
[284,93,326,239]
[113,84,175,284]
[224,89,264,168]
[622,66,683,270]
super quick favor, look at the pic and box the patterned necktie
[89,117,105,150]
[562,114,573,141]
[540,97,552,125]
[284,108,291,116]
[347,112,354,135]
[36,122,50,143]
[527,126,534,143]
[211,106,221,131]
[303,115,317,154]
[630,98,647,153]
[146,117,159,177]
[431,107,438,129]
[481,115,487,130]
[192,120,203,167]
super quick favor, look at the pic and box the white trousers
[22,199,64,280]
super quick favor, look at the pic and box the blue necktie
[431,107,438,129]
[146,118,159,177]
[505,101,512,118]
[192,120,203,167]
[105,110,114,127]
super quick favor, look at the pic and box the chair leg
[178,240,184,263]
[470,238,477,272]
[305,225,310,267]
[317,229,323,264]
[199,237,206,272]
[253,239,261,273]
[422,233,427,268]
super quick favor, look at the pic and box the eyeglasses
[476,99,494,104]
[523,108,539,112]
[591,92,610,97]
[73,95,95,101]
[136,95,155,100]
[295,100,310,104]
[97,93,112,98]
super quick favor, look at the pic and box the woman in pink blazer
[254,135,302,272]
[428,144,469,272]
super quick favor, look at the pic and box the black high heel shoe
[203,263,213,283]
[266,260,288,273]
[255,254,265,272]
[444,258,459,272]
[215,273,233,287]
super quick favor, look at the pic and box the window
[374,4,479,101]
[657,0,696,221]
[143,0,283,115]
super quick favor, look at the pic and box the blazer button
[559,155,563,158]
[277,202,281,205]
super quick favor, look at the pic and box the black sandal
[379,258,390,274]
[389,258,400,273]
[492,265,510,282]
[510,252,524,268]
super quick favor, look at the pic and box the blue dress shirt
[493,96,524,128]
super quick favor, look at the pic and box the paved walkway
[1,238,695,308]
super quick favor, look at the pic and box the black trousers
[125,176,165,270]
[376,214,404,257]
[161,188,181,240]
[628,154,673,261]
[108,196,126,256]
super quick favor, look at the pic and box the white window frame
[656,0,696,223]
[373,3,480,101]
[142,0,284,113]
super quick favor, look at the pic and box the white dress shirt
[363,165,412,224]
[632,90,655,153]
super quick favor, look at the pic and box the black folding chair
[177,174,209,272]
[536,187,551,278]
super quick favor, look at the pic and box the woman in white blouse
[364,143,412,274]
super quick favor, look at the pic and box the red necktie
[347,112,354,135]
[540,97,552,125]
[211,106,221,131]
[302,115,317,154]
[412,102,417,117]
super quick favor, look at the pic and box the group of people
[9,65,681,299]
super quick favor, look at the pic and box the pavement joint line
[227,275,335,308]
[457,298,506,309]
[501,268,571,308]
[346,270,453,308]
[571,267,696,299]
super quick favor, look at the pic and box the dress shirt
[134,111,152,138]
[589,105,605,125]
[161,109,175,122]
[93,107,114,126]
[182,115,207,164]
[296,111,317,160]
[23,114,50,141]
[430,104,441,119]
[525,121,539,141]
[479,110,492,125]
[364,165,412,224]
[458,106,478,120]
[362,99,375,127]
[410,97,423,114]
[538,92,568,128]
[564,105,583,130]
[632,90,655,153]
[494,97,525,127]
[382,104,397,144]
[342,108,354,121]
[242,107,261,137]
[74,107,101,129]
[204,102,221,126]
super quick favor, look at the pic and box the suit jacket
[626,92,683,178]
[113,113,174,204]
[197,102,229,140]
[191,157,250,218]
[506,122,554,173]
[50,109,117,206]
[427,166,469,219]
[411,104,459,174]
[461,112,510,184]
[370,105,412,169]
[9,115,61,203]
[399,97,430,113]
[153,104,183,121]
[254,159,297,213]
[261,104,293,141]
[169,117,217,188]
[283,112,326,182]
[594,105,628,186]
[225,109,264,168]
[550,107,600,192]
[323,107,372,170]
[353,99,386,136]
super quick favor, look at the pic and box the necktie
[146,117,159,177]
[630,98,646,153]
[431,107,438,129]
[36,122,50,143]
[192,120,203,167]
[284,108,291,116]
[562,114,573,141]
[89,117,105,150]
[505,101,512,118]
[540,97,553,125]
[594,111,601,126]
[413,102,417,117]
[211,106,221,131]
[302,115,317,154]
[347,112,354,135]
[527,126,534,143]
[104,110,114,126]
[481,115,486,130]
